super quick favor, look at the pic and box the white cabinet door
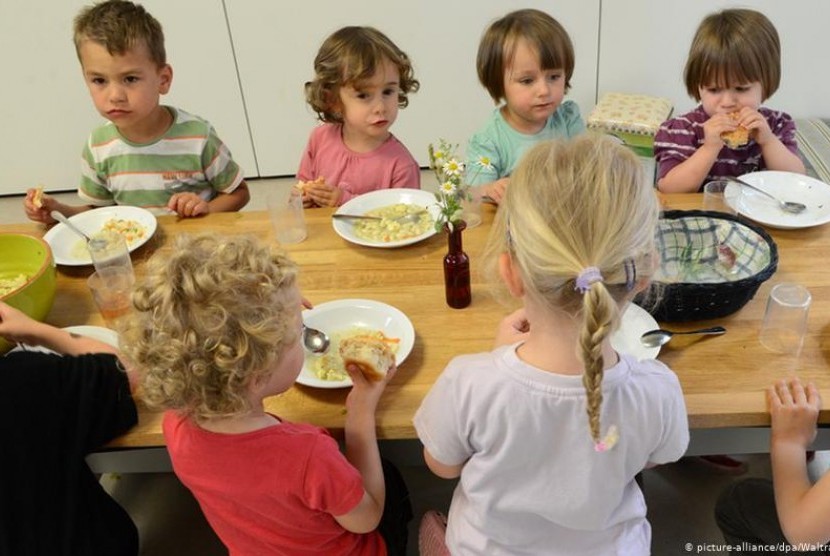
[226,0,599,177]
[0,0,255,197]
[597,0,828,119]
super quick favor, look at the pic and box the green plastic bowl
[0,233,57,353]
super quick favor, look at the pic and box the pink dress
[297,124,420,205]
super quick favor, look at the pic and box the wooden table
[4,194,830,450]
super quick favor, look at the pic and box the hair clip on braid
[594,425,619,453]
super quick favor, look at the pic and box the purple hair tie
[575,267,603,294]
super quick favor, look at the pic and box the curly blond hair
[121,233,299,420]
[73,0,166,68]
[483,134,659,445]
[304,26,419,123]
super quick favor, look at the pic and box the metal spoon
[726,176,807,214]
[302,324,330,353]
[50,210,107,248]
[640,326,726,348]
[332,212,424,224]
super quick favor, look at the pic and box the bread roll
[32,187,44,208]
[721,113,749,148]
[339,336,394,381]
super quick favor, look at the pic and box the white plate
[332,189,440,248]
[610,304,661,361]
[297,299,415,388]
[10,325,118,354]
[726,171,830,229]
[43,206,158,266]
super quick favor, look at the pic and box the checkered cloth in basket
[642,210,778,322]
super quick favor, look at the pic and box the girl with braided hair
[414,134,689,555]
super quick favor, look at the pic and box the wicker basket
[637,210,778,322]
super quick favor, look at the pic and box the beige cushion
[587,93,673,148]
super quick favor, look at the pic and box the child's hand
[736,106,773,145]
[702,113,738,148]
[768,377,821,450]
[484,178,509,204]
[168,192,209,218]
[344,362,397,415]
[23,188,57,224]
[303,178,342,207]
[494,307,530,347]
[0,301,41,344]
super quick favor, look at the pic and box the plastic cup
[759,283,811,356]
[461,187,483,229]
[266,185,307,244]
[87,266,134,330]
[703,180,741,215]
[87,233,133,276]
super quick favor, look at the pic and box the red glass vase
[444,221,471,309]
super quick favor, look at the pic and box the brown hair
[476,8,575,103]
[305,26,420,123]
[684,8,781,101]
[121,234,300,420]
[73,0,166,67]
[483,134,659,445]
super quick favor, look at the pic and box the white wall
[597,1,828,118]
[225,0,599,176]
[0,0,254,196]
[0,0,826,196]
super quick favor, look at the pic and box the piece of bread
[721,113,749,148]
[32,187,44,208]
[339,336,394,381]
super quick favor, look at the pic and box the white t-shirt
[414,345,689,556]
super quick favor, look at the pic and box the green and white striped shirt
[79,107,244,210]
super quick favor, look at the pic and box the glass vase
[444,221,471,309]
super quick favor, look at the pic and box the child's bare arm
[0,302,118,357]
[423,447,464,479]
[334,364,396,533]
[24,188,93,224]
[657,114,735,193]
[208,182,250,212]
[769,378,830,545]
[481,178,509,204]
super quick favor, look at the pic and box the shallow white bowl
[333,189,440,248]
[298,299,415,388]
[728,171,830,229]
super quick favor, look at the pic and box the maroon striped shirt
[654,105,798,191]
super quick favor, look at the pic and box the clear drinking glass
[759,283,811,356]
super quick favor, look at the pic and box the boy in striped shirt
[24,0,249,223]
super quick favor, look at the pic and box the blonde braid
[578,282,617,445]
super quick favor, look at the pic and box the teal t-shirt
[466,100,585,186]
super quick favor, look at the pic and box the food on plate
[721,112,749,148]
[99,217,147,244]
[32,187,44,208]
[0,274,27,297]
[340,336,395,381]
[308,328,399,382]
[352,203,433,243]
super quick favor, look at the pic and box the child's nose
[109,84,127,103]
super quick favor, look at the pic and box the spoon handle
[50,210,92,241]
[726,177,778,202]
[675,326,726,336]
[332,214,382,221]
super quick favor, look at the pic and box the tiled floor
[1,180,823,555]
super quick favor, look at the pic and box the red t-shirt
[163,411,386,556]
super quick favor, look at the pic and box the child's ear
[158,64,173,95]
[499,252,524,298]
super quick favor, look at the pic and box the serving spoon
[726,176,807,214]
[640,326,726,348]
[302,324,330,353]
[50,210,107,249]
